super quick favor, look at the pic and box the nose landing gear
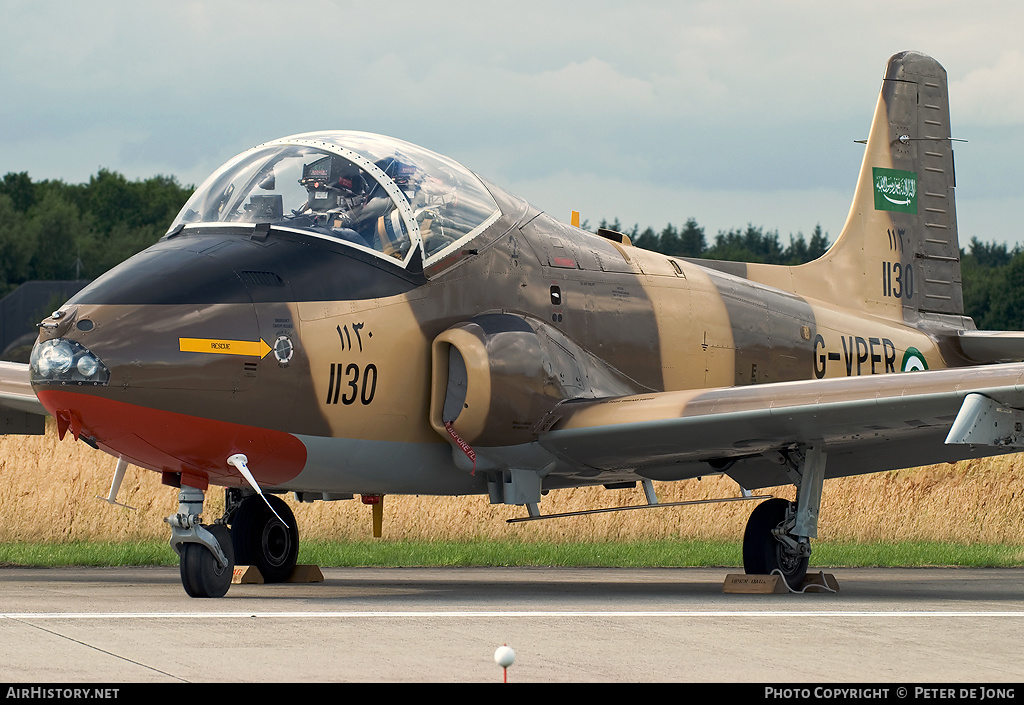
[167,486,235,598]
[179,524,235,598]
[168,485,301,597]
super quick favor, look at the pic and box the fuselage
[29,132,957,497]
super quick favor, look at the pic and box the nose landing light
[30,338,110,386]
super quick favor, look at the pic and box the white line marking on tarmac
[4,611,1024,619]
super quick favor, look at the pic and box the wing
[538,363,1024,490]
[0,361,47,434]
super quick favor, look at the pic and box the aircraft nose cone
[47,234,278,393]
[30,231,280,438]
[31,291,266,436]
[30,235,308,486]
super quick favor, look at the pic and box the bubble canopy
[170,131,501,268]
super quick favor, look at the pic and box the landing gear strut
[742,445,826,590]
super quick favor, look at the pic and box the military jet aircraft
[3,51,1024,597]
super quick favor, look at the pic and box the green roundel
[901,347,928,372]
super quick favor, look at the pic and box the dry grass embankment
[2,421,1023,545]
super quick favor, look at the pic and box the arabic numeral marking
[327,363,378,405]
[882,261,914,300]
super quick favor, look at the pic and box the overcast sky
[3,0,1024,246]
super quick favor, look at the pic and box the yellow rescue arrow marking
[179,337,273,359]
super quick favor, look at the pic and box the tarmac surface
[1,565,1023,683]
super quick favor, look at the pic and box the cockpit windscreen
[170,132,501,268]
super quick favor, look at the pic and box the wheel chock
[800,571,840,592]
[231,564,324,585]
[285,565,324,583]
[722,574,790,593]
[232,565,264,584]
[722,572,840,594]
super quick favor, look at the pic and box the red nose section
[37,390,307,488]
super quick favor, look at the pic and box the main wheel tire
[231,494,298,583]
[742,498,809,589]
[180,524,234,598]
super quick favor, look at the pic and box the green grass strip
[0,540,1022,568]
[811,541,1024,568]
[0,541,176,567]
[299,539,741,567]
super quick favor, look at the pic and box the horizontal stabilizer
[956,330,1024,363]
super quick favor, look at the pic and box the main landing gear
[742,498,809,589]
[167,486,299,598]
[227,488,299,584]
[741,445,826,590]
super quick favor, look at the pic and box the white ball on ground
[494,645,515,668]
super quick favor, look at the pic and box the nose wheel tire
[231,494,299,583]
[742,498,809,590]
[180,524,235,598]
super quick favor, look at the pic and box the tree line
[961,237,1024,330]
[1,170,1022,330]
[0,170,192,296]
[597,217,831,265]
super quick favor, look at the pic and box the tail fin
[768,52,963,321]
